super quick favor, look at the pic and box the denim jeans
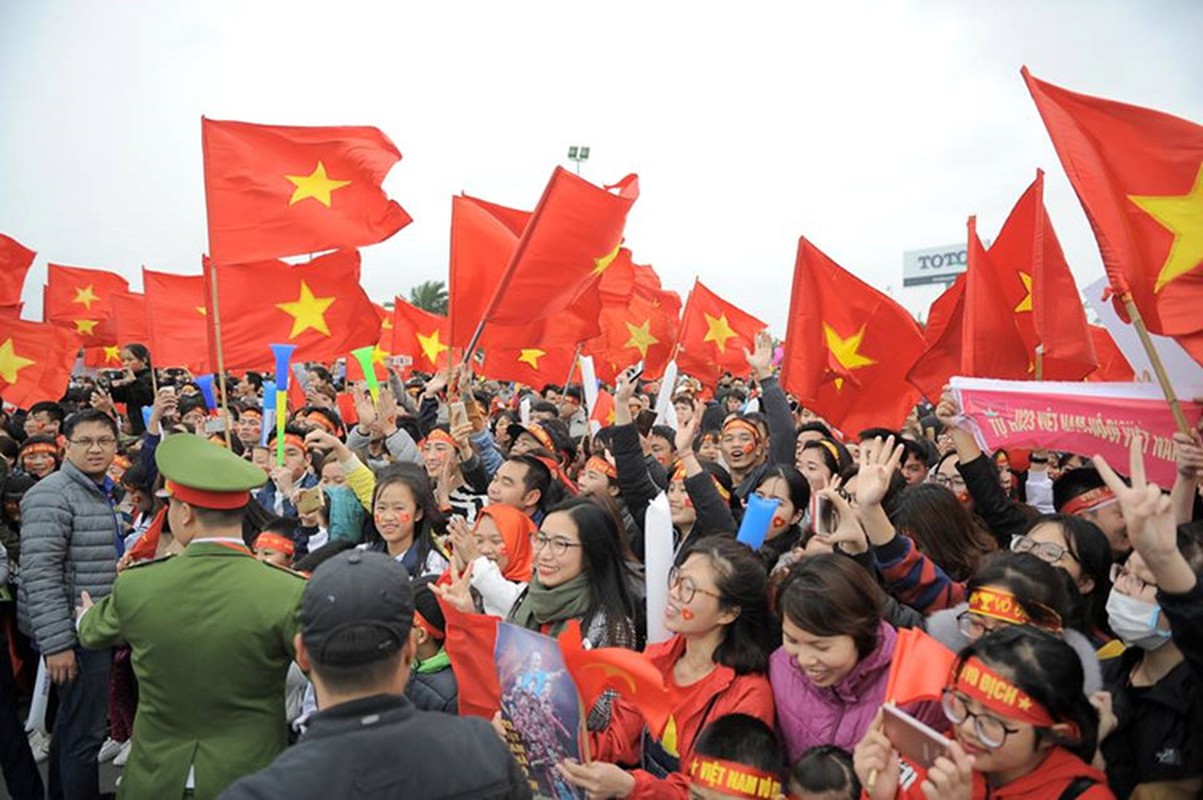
[48,646,111,800]
[0,631,44,800]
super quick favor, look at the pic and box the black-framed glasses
[931,473,966,490]
[941,689,1022,749]
[530,533,582,558]
[1010,534,1078,564]
[668,567,722,604]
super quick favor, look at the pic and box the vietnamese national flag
[557,620,675,737]
[883,627,958,706]
[1023,68,1203,364]
[908,275,966,403]
[675,280,765,383]
[391,297,450,372]
[438,599,503,719]
[205,249,381,371]
[586,251,682,382]
[962,216,1033,380]
[589,389,617,428]
[45,264,129,337]
[201,117,412,265]
[143,269,211,371]
[987,171,1097,380]
[0,319,80,409]
[782,238,925,434]
[0,303,24,321]
[448,193,533,348]
[481,168,639,328]
[111,291,149,347]
[481,316,584,388]
[1086,325,1136,382]
[0,233,36,306]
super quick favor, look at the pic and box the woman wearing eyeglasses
[558,537,776,800]
[854,626,1112,799]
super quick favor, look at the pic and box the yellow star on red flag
[74,319,99,336]
[591,243,622,276]
[623,319,659,359]
[1014,272,1033,313]
[1128,162,1203,292]
[285,161,352,207]
[276,281,336,338]
[73,285,100,310]
[416,329,449,365]
[823,323,876,391]
[0,338,35,383]
[702,313,737,353]
[518,349,546,368]
[103,345,121,364]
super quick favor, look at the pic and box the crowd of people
[0,334,1201,800]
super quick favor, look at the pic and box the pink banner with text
[951,377,1203,486]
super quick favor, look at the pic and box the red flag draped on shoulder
[143,269,210,371]
[675,280,765,383]
[204,249,381,371]
[782,238,925,434]
[988,171,1097,380]
[0,233,36,306]
[391,297,450,373]
[0,320,80,409]
[201,118,412,264]
[479,167,639,330]
[1022,68,1203,364]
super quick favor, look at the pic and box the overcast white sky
[3,1,1201,335]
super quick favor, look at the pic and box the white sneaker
[27,730,50,763]
[97,737,123,763]
[112,739,132,767]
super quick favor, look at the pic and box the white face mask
[1106,589,1172,651]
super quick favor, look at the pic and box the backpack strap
[1058,776,1098,800]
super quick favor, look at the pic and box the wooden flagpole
[207,265,234,448]
[1121,293,1190,435]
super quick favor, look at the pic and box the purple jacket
[770,620,946,761]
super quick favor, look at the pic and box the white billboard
[903,243,968,287]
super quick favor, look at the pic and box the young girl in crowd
[361,464,450,578]
[854,626,1111,799]
[558,538,776,799]
[789,745,861,800]
[890,483,995,582]
[750,465,810,571]
[796,438,849,494]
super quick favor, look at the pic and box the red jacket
[889,745,1114,800]
[590,635,775,800]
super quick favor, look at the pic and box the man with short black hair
[19,408,122,799]
[23,400,65,438]
[488,455,555,521]
[219,550,530,799]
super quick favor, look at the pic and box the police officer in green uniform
[77,434,307,800]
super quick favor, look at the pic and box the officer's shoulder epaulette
[260,560,309,580]
[126,554,176,570]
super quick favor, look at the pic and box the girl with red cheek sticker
[366,466,450,578]
[752,466,809,571]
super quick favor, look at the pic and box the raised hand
[674,405,700,455]
[431,558,475,614]
[743,329,774,380]
[857,436,903,509]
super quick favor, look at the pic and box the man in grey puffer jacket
[19,408,121,800]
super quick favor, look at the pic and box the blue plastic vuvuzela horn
[269,344,297,465]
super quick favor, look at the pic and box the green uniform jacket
[78,541,306,800]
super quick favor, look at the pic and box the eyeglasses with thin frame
[69,437,118,450]
[530,533,582,558]
[956,611,1006,641]
[1110,563,1154,594]
[1010,534,1078,564]
[667,566,722,605]
[941,688,1022,749]
[931,473,966,490]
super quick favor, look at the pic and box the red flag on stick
[143,269,210,372]
[202,118,411,264]
[0,320,80,408]
[675,280,765,383]
[391,298,450,373]
[883,627,958,705]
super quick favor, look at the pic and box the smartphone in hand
[881,703,952,769]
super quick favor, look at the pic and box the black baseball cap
[301,550,414,667]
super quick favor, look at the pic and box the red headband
[163,479,250,510]
[20,442,59,459]
[413,610,444,641]
[524,424,557,454]
[1060,486,1115,517]
[585,455,617,480]
[688,756,781,799]
[271,433,306,452]
[111,455,132,470]
[967,588,1062,633]
[671,463,732,503]
[254,532,295,556]
[242,408,263,420]
[721,418,762,444]
[305,412,338,435]
[953,657,1064,731]
[424,429,458,449]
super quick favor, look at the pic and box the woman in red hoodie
[853,626,1113,799]
[558,537,777,799]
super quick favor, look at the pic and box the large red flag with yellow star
[201,118,412,265]
[0,233,36,306]
[962,216,1033,380]
[585,250,682,383]
[675,280,765,383]
[391,297,450,373]
[205,249,381,371]
[0,319,80,409]
[782,238,925,434]
[143,269,210,371]
[1023,68,1203,364]
[45,264,129,334]
[480,167,639,329]
[986,170,1097,380]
